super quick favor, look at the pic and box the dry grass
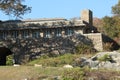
[0,66,120,80]
[0,66,63,80]
[84,69,120,80]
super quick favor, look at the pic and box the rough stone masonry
[0,9,103,64]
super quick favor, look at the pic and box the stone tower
[81,9,93,26]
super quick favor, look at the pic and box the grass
[3,53,120,80]
[1,66,120,80]
[27,53,94,67]
[0,66,64,80]
[1,53,95,80]
[0,66,87,80]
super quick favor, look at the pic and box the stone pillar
[81,9,93,26]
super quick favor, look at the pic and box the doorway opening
[0,47,13,65]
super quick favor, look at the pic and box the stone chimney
[81,9,93,26]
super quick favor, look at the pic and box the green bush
[27,54,80,67]
[6,55,13,65]
[75,43,96,54]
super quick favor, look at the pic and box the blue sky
[0,0,118,20]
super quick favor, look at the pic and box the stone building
[0,9,93,40]
[0,9,103,64]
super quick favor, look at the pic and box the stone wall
[0,33,93,64]
[84,33,103,51]
[0,10,105,64]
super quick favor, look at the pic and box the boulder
[78,51,120,70]
[80,59,99,68]
[63,64,73,68]
[98,61,112,68]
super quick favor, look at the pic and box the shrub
[62,68,85,80]
[27,54,80,67]
[103,42,113,51]
[75,43,96,54]
[6,55,14,65]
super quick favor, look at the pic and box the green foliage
[101,0,120,40]
[27,54,80,67]
[112,0,120,16]
[102,16,117,38]
[6,55,13,65]
[75,43,95,54]
[93,17,104,33]
[0,0,31,18]
[98,54,113,62]
[62,68,85,80]
[101,15,120,50]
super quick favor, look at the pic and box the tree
[112,0,120,16]
[0,0,31,19]
[102,16,117,38]
[93,17,103,33]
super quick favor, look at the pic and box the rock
[63,64,73,68]
[23,78,28,80]
[98,61,112,68]
[53,76,61,80]
[78,51,120,70]
[13,64,20,67]
[51,50,59,55]
[43,43,50,47]
[80,57,87,62]
[109,51,120,63]
[80,59,99,68]
[12,40,16,44]
[91,67,99,70]
[51,43,56,47]
[74,57,87,67]
[88,60,99,68]
[91,56,97,61]
[91,52,108,60]
[79,57,88,67]
[34,64,42,67]
[59,50,65,54]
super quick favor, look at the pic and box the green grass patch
[27,54,81,67]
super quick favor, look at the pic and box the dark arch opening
[0,47,13,65]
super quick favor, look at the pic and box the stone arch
[0,47,13,65]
